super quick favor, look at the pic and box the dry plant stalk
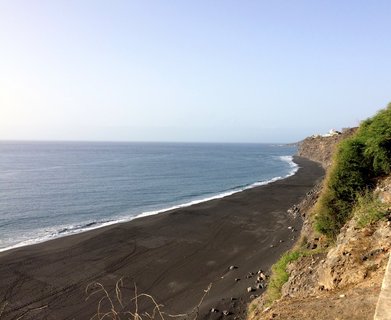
[86,278,212,320]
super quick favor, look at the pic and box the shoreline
[0,156,324,319]
[0,155,298,254]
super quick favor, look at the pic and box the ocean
[0,141,298,252]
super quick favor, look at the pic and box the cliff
[297,128,356,168]
[250,177,391,319]
[248,106,391,320]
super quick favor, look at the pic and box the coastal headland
[0,157,324,320]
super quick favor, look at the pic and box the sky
[0,1,390,143]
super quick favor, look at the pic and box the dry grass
[354,191,388,227]
[0,280,210,320]
[85,278,212,320]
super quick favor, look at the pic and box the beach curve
[0,156,324,320]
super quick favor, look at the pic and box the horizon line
[0,138,298,145]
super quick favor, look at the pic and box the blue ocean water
[0,142,298,252]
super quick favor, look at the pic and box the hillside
[248,105,391,320]
[297,127,357,168]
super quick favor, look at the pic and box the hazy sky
[1,1,390,143]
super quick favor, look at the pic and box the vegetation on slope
[315,104,391,237]
[260,104,391,307]
[265,248,324,304]
[354,191,388,228]
[265,251,302,303]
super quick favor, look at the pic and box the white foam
[279,155,300,173]
[0,155,299,253]
[136,156,299,218]
[0,220,125,253]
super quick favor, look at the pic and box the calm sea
[0,142,298,252]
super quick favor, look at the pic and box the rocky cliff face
[297,128,357,168]
[248,130,391,320]
[256,177,391,319]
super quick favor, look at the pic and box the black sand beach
[0,157,324,320]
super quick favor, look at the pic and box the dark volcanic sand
[0,157,324,320]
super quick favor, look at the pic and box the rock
[229,265,237,270]
[339,294,346,298]
[247,287,254,293]
[235,278,240,282]
[363,228,374,237]
[222,310,230,316]
[257,283,264,289]
[263,307,271,313]
[258,272,266,280]
[210,308,219,313]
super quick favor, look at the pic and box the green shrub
[359,106,391,176]
[315,138,369,236]
[314,188,339,237]
[315,103,391,237]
